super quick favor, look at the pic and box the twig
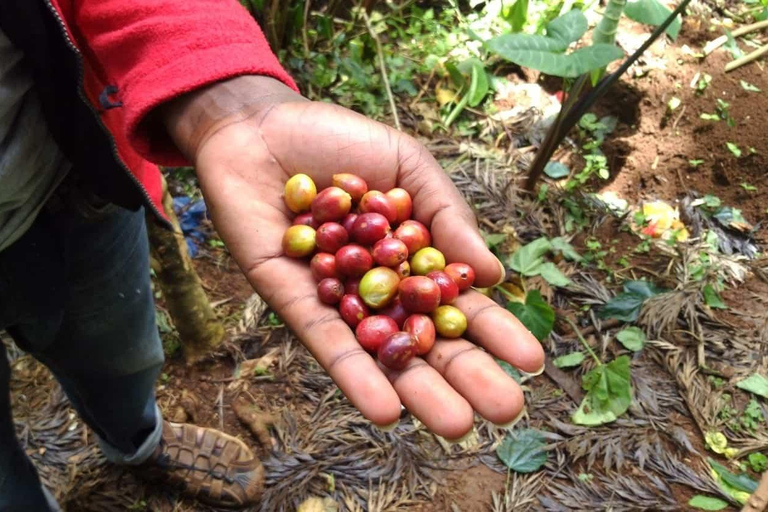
[564,317,601,365]
[741,470,768,512]
[302,0,311,55]
[671,104,686,131]
[362,11,401,131]
[217,384,224,432]
[726,43,768,72]
[704,19,768,55]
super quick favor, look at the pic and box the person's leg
[0,213,66,511]
[8,196,166,463]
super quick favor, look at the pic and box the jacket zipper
[43,0,170,226]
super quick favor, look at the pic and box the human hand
[162,76,544,440]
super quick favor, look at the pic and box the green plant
[518,0,693,190]
[567,318,632,426]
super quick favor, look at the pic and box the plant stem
[362,11,401,131]
[445,91,470,127]
[725,43,768,72]
[704,19,768,55]
[494,284,520,301]
[564,317,601,365]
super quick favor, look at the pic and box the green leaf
[624,0,682,40]
[554,352,585,368]
[688,496,728,511]
[444,61,465,89]
[572,356,632,426]
[486,11,623,79]
[464,59,489,107]
[496,359,522,383]
[709,458,758,495]
[616,326,646,351]
[483,232,507,248]
[538,262,570,286]
[703,284,727,309]
[509,238,552,275]
[700,113,720,121]
[748,452,768,473]
[723,29,744,59]
[741,80,761,92]
[689,159,704,167]
[546,9,589,46]
[736,373,768,399]
[726,142,742,158]
[599,280,665,322]
[741,182,757,192]
[550,237,582,262]
[503,0,529,33]
[496,428,548,473]
[544,161,570,179]
[506,290,555,341]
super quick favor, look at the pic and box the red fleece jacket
[51,0,299,218]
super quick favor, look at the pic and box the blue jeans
[0,192,165,511]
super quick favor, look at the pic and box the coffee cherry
[444,263,476,291]
[351,212,391,246]
[317,278,344,305]
[316,222,349,253]
[385,188,412,224]
[341,213,358,233]
[282,225,316,258]
[311,186,352,223]
[394,260,411,279]
[359,191,397,223]
[432,305,467,338]
[293,212,319,229]
[372,238,408,267]
[377,331,417,370]
[398,276,441,313]
[336,245,374,277]
[411,247,446,275]
[403,314,436,355]
[332,173,368,203]
[426,270,459,305]
[378,296,409,328]
[310,253,337,281]
[339,294,369,328]
[394,220,431,254]
[284,174,317,213]
[359,267,400,309]
[356,315,398,352]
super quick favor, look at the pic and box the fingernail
[445,427,475,445]
[374,419,400,432]
[494,258,507,286]
[494,407,526,430]
[522,362,546,377]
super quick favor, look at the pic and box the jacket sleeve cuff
[124,43,299,167]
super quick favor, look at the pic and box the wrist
[160,75,306,162]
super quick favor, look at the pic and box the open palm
[185,87,544,440]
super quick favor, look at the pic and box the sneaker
[139,421,264,508]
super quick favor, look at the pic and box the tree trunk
[147,176,224,363]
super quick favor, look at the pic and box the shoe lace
[156,452,236,484]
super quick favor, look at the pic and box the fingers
[381,358,475,440]
[394,136,504,287]
[456,291,545,374]
[246,257,402,427]
[426,339,525,426]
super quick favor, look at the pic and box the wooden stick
[741,470,768,512]
[362,11,401,131]
[726,43,768,72]
[704,19,768,55]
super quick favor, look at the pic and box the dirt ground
[6,9,768,512]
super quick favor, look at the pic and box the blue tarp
[172,196,208,258]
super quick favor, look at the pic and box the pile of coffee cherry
[281,173,475,371]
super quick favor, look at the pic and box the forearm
[160,75,306,163]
